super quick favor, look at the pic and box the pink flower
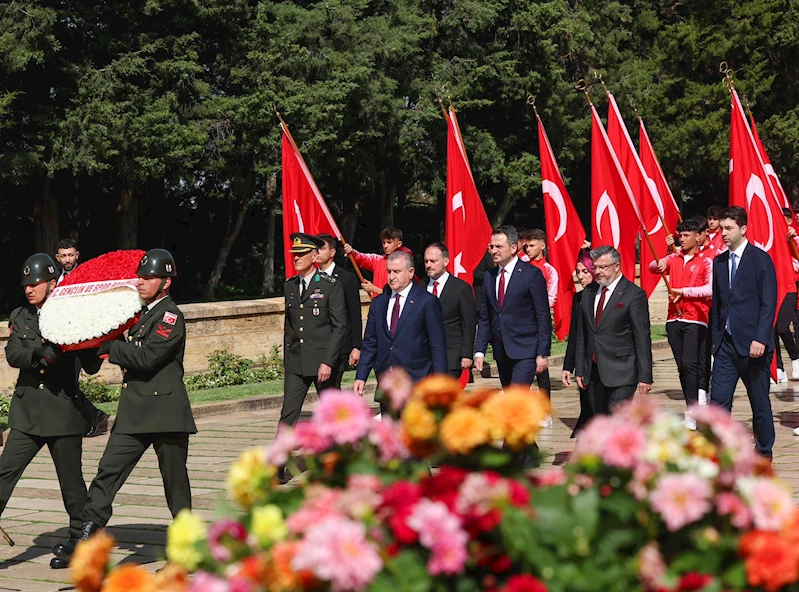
[628,462,658,501]
[602,423,646,469]
[429,533,469,575]
[457,473,510,515]
[614,395,660,426]
[716,492,752,529]
[207,518,248,563]
[313,390,372,445]
[267,426,297,466]
[406,499,469,574]
[535,467,567,487]
[637,542,667,590]
[189,571,231,592]
[338,475,383,519]
[294,421,333,453]
[743,478,795,530]
[292,516,382,591]
[650,473,712,531]
[572,415,615,459]
[286,485,343,534]
[368,417,410,463]
[378,367,413,411]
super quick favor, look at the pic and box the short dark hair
[317,234,339,251]
[528,228,547,243]
[707,205,723,219]
[692,215,708,232]
[719,206,747,228]
[783,207,792,218]
[379,227,403,241]
[491,225,519,245]
[57,238,77,251]
[676,218,703,233]
[426,241,450,259]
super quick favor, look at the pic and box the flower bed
[70,372,799,592]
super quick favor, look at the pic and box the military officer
[281,233,347,426]
[3,254,103,569]
[53,248,197,562]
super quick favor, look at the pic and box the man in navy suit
[354,251,447,405]
[710,206,777,458]
[474,226,551,388]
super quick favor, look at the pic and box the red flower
[490,554,512,574]
[502,574,548,592]
[380,481,421,512]
[388,509,418,545]
[60,250,146,285]
[508,481,530,507]
[421,466,468,510]
[676,572,713,591]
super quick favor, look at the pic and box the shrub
[184,347,284,391]
[80,377,120,404]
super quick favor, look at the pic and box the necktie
[498,269,506,308]
[730,252,737,287]
[432,281,439,297]
[300,278,306,297]
[595,286,608,328]
[390,293,401,338]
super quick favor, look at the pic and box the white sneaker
[539,414,553,428]
[778,368,789,384]
[792,359,799,380]
[794,426,799,436]
[684,413,696,430]
[698,389,708,406]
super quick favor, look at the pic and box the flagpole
[273,107,372,296]
[577,78,683,315]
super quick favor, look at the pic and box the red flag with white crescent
[590,104,640,284]
[445,107,493,286]
[639,116,682,243]
[538,114,586,340]
[750,113,792,213]
[281,123,342,277]
[729,89,794,379]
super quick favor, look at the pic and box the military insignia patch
[313,308,320,316]
[155,324,172,339]
[163,311,178,325]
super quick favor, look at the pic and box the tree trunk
[34,175,59,253]
[117,178,138,249]
[380,175,394,230]
[341,198,360,245]
[261,173,278,296]
[491,193,517,227]
[204,191,252,300]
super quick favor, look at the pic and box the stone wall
[0,274,668,390]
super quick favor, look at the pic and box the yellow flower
[481,387,550,450]
[166,509,206,571]
[251,504,288,547]
[439,407,492,455]
[152,563,188,592]
[70,530,115,592]
[401,400,438,441]
[227,447,276,508]
[101,564,156,592]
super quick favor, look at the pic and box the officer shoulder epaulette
[319,274,336,283]
[285,275,299,284]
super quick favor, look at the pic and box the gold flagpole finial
[526,94,540,119]
[630,98,641,119]
[719,61,735,92]
[575,79,593,105]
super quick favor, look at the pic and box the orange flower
[101,565,156,592]
[152,563,188,592]
[781,509,799,555]
[401,400,437,441]
[740,531,799,591]
[455,388,498,409]
[70,530,115,592]
[412,374,462,408]
[264,541,316,591]
[439,407,491,454]
[480,387,550,450]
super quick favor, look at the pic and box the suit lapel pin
[410,300,414,304]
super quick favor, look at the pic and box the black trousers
[85,432,191,525]
[0,430,86,538]
[587,367,636,415]
[281,373,337,426]
[775,292,799,370]
[666,321,707,405]
[76,393,105,424]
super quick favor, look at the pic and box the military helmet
[20,253,58,286]
[137,249,177,278]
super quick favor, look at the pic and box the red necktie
[595,286,608,328]
[390,293,401,338]
[432,281,439,297]
[498,269,506,308]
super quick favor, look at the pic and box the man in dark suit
[474,226,551,387]
[424,242,475,378]
[575,246,653,414]
[354,251,447,404]
[710,206,777,458]
[317,234,363,387]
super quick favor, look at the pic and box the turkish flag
[590,104,640,284]
[281,123,343,277]
[445,107,493,286]
[605,92,674,299]
[538,114,586,340]
[639,116,682,240]
[729,89,794,378]
[750,114,792,212]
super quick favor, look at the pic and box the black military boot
[85,411,110,437]
[50,521,101,569]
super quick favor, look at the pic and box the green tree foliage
[1,0,797,309]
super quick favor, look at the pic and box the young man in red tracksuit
[650,217,712,429]
[343,227,414,297]
[705,205,725,253]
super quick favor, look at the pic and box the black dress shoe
[52,537,78,560]
[78,520,101,541]
[85,412,110,437]
[50,556,70,569]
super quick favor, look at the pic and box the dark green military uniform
[1,261,102,544]
[281,270,347,425]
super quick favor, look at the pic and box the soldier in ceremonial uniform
[53,249,197,562]
[2,254,103,569]
[281,233,347,426]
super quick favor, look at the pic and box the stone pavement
[1,349,799,590]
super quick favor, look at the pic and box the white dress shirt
[427,272,450,296]
[320,261,336,276]
[386,282,414,330]
[146,296,167,313]
[495,257,519,300]
[594,274,623,317]
[299,268,317,295]
[728,240,748,286]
